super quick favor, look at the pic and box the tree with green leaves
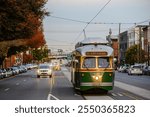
[125,44,146,65]
[32,48,48,62]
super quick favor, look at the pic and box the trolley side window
[75,56,80,68]
[82,57,96,68]
[98,57,110,68]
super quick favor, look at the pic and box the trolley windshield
[82,57,96,68]
[98,57,110,68]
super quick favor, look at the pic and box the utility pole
[148,42,150,66]
[139,26,142,63]
[118,23,121,65]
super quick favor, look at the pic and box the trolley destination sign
[86,51,108,56]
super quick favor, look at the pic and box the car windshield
[133,66,141,69]
[39,65,50,69]
[98,57,110,68]
[82,57,96,68]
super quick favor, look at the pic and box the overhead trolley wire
[50,15,88,24]
[136,18,150,25]
[72,0,112,44]
[83,0,112,30]
[50,15,137,25]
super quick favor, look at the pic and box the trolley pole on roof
[83,29,87,39]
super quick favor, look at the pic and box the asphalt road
[0,69,83,100]
[0,68,149,100]
[115,71,150,90]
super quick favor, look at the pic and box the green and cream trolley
[71,38,115,93]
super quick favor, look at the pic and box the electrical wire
[46,38,71,43]
[83,0,112,30]
[47,45,73,47]
[45,27,131,33]
[50,15,88,24]
[136,18,150,25]
[50,15,137,25]
[72,0,112,44]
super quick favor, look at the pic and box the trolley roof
[75,37,110,48]
[75,44,113,56]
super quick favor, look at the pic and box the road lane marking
[118,93,123,96]
[122,92,142,100]
[111,93,117,96]
[4,88,10,91]
[74,93,81,96]
[47,94,59,100]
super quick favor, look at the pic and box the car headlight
[37,69,40,73]
[48,69,52,73]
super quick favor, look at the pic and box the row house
[3,53,23,68]
[119,31,128,64]
[128,25,146,49]
[107,25,150,65]
[119,25,149,64]
[143,25,150,65]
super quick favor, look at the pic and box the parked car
[0,69,4,79]
[37,64,53,78]
[1,68,7,78]
[117,66,123,72]
[143,66,150,75]
[117,65,129,73]
[20,65,28,72]
[5,68,13,77]
[128,65,143,75]
[11,67,20,75]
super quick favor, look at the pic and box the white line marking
[118,93,123,96]
[47,94,59,100]
[111,93,117,96]
[23,80,26,82]
[74,93,81,96]
[4,88,10,91]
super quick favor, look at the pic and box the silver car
[37,64,53,78]
[128,65,143,75]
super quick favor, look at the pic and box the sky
[43,0,150,52]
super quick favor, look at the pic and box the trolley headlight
[92,75,102,82]
[95,76,99,80]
